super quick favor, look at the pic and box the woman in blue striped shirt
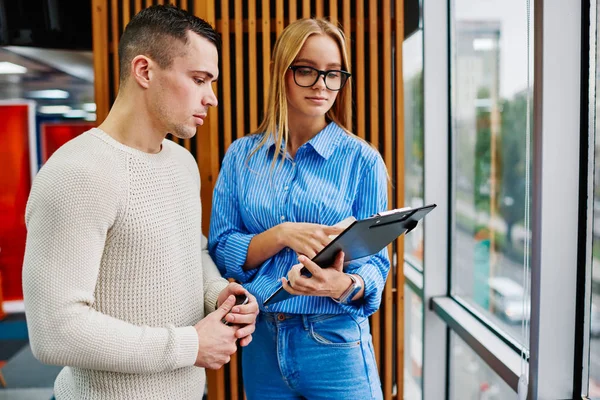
[209,18,389,399]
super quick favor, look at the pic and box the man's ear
[131,55,152,89]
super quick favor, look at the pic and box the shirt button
[284,185,289,191]
[280,215,286,221]
[292,162,296,167]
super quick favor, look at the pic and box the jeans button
[277,313,285,321]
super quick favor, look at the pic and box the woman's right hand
[277,222,344,259]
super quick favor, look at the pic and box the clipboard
[263,203,437,306]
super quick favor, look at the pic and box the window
[403,0,425,269]
[449,332,515,399]
[450,0,532,345]
[404,284,423,399]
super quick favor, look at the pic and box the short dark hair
[118,5,220,83]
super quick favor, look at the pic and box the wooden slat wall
[91,1,406,399]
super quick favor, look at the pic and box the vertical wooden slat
[235,0,245,140]
[369,0,379,148]
[356,0,365,139]
[145,0,152,7]
[382,2,394,398]
[156,0,164,5]
[395,0,406,398]
[168,0,176,5]
[289,0,297,23]
[262,0,271,107]
[134,0,142,13]
[192,31,221,400]
[342,0,351,129]
[229,352,239,399]
[329,0,337,26]
[110,0,120,97]
[201,0,220,233]
[221,0,232,150]
[368,0,381,371]
[122,0,130,29]
[92,0,110,122]
[180,0,188,10]
[315,0,323,18]
[248,1,258,131]
[275,0,284,36]
[302,0,310,18]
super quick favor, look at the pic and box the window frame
[416,0,588,399]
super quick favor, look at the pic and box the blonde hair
[249,18,353,167]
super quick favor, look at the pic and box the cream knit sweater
[22,128,229,399]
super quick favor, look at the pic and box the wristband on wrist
[332,274,362,304]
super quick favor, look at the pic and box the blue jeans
[242,312,383,399]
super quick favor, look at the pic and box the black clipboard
[263,203,436,306]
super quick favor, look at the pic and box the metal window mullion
[422,0,450,399]
[529,1,583,398]
[581,0,597,396]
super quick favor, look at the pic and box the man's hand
[281,251,351,298]
[193,295,239,369]
[216,282,259,347]
[278,222,344,259]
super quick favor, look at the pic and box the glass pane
[450,0,533,345]
[589,2,600,396]
[403,1,425,269]
[404,284,423,399]
[450,332,515,399]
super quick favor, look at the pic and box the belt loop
[302,315,310,330]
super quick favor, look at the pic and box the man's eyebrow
[191,70,216,79]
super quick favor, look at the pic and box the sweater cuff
[204,279,229,314]
[173,326,199,369]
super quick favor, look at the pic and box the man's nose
[203,86,218,107]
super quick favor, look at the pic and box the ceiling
[0,46,95,119]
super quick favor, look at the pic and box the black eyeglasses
[288,65,351,91]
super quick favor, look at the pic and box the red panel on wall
[41,122,95,163]
[0,104,32,301]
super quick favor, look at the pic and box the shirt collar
[265,122,344,160]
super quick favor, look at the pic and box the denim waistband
[261,312,357,329]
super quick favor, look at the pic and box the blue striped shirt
[208,122,390,317]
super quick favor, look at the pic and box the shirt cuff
[173,326,199,369]
[216,232,259,283]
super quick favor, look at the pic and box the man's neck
[98,93,166,154]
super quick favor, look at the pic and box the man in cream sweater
[22,5,258,399]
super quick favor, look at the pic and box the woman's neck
[286,114,328,158]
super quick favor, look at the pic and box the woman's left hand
[281,251,352,299]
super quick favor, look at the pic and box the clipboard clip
[375,206,412,217]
